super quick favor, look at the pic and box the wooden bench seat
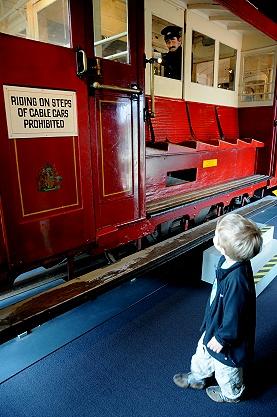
[145,98,264,204]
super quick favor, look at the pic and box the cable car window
[0,0,71,47]
[191,31,215,86]
[240,52,275,103]
[152,15,183,80]
[218,43,237,91]
[93,0,129,64]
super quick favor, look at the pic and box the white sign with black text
[3,85,78,138]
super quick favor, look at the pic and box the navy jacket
[201,256,256,367]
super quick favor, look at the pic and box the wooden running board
[146,175,270,215]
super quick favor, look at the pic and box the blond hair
[216,213,263,261]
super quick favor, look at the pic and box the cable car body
[0,0,276,288]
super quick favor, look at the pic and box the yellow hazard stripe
[254,254,277,284]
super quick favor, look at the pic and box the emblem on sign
[38,163,62,192]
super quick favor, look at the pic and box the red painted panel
[0,199,8,273]
[239,106,274,140]
[238,106,274,174]
[99,100,133,198]
[92,93,141,231]
[9,210,92,264]
[145,96,192,143]
[13,137,80,216]
[146,146,257,202]
[187,102,221,141]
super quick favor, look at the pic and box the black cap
[161,25,182,41]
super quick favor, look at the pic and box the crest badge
[38,163,63,192]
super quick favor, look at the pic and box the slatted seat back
[216,106,239,141]
[186,102,221,141]
[145,96,192,143]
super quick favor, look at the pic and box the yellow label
[272,189,277,196]
[203,159,217,168]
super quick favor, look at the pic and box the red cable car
[0,0,276,289]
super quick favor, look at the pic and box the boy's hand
[207,336,223,353]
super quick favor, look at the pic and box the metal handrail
[94,31,128,46]
[149,59,155,117]
[92,82,142,95]
[104,50,128,60]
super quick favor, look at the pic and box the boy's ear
[220,247,226,256]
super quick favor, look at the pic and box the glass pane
[36,0,70,46]
[218,43,237,91]
[152,15,183,80]
[241,53,275,102]
[93,0,129,64]
[0,0,71,47]
[191,31,215,86]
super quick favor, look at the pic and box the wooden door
[88,0,145,236]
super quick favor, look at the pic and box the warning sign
[3,85,78,138]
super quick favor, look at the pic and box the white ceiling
[186,1,259,34]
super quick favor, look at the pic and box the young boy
[173,213,263,403]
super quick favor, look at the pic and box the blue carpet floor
[0,203,276,417]
[0,273,276,417]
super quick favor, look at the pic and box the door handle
[76,48,87,77]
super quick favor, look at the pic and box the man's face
[165,37,181,52]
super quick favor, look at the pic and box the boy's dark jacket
[201,256,256,367]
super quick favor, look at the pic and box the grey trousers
[189,334,245,400]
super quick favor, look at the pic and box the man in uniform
[161,25,182,80]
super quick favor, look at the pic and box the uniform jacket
[162,47,182,79]
[201,256,256,367]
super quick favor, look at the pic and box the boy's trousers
[189,333,245,400]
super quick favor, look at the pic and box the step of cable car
[201,223,277,297]
[146,175,270,215]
